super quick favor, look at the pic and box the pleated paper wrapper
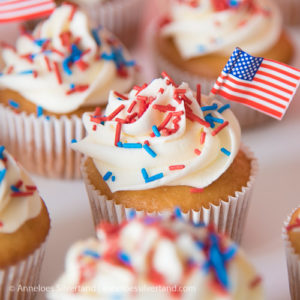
[78,0,146,48]
[81,144,258,244]
[282,207,300,300]
[0,104,85,179]
[0,241,46,300]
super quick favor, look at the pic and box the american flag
[211,48,300,120]
[0,0,55,23]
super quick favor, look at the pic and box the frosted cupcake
[0,3,136,178]
[0,146,50,299]
[72,74,258,242]
[283,206,300,300]
[48,215,263,299]
[155,0,294,126]
[55,0,146,47]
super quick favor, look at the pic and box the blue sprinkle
[101,53,114,60]
[207,116,224,124]
[128,210,136,220]
[174,207,182,219]
[147,172,164,183]
[10,185,19,192]
[37,106,43,118]
[201,103,218,111]
[70,83,75,89]
[125,60,136,67]
[118,252,131,265]
[141,168,148,181]
[34,38,47,47]
[0,146,5,159]
[197,45,206,53]
[71,44,83,61]
[0,169,7,184]
[103,171,112,181]
[91,29,101,46]
[62,57,72,75]
[0,72,3,76]
[83,249,101,259]
[152,125,161,137]
[18,70,34,75]
[112,176,116,182]
[117,97,123,101]
[204,114,215,128]
[143,216,159,225]
[8,100,19,109]
[195,240,204,249]
[71,139,77,144]
[143,144,157,158]
[117,141,123,147]
[122,143,142,149]
[218,104,231,114]
[194,221,205,228]
[223,245,237,261]
[221,148,231,156]
[229,0,239,6]
[45,116,50,121]
[100,121,105,125]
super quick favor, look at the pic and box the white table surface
[1,6,300,300]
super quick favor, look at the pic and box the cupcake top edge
[72,75,241,192]
[0,146,42,233]
[0,3,136,114]
[48,215,263,300]
[160,0,282,59]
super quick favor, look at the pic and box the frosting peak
[72,76,241,192]
[161,0,282,59]
[0,3,136,114]
[0,146,41,233]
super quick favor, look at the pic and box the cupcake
[0,3,136,179]
[48,215,263,299]
[154,0,294,126]
[283,206,300,300]
[0,145,50,299]
[55,0,146,47]
[72,74,258,242]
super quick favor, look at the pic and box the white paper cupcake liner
[275,0,300,26]
[81,144,258,244]
[282,207,300,300]
[0,240,46,300]
[0,104,85,179]
[79,0,146,48]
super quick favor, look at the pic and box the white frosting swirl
[0,4,135,114]
[161,0,282,59]
[0,147,41,233]
[48,216,263,300]
[72,77,241,192]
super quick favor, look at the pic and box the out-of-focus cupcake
[154,0,294,126]
[48,215,263,300]
[0,3,137,179]
[283,206,300,300]
[72,74,258,243]
[55,0,146,47]
[0,145,50,300]
[274,0,300,26]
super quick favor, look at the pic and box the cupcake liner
[275,0,300,26]
[0,240,46,300]
[0,104,85,179]
[79,0,146,48]
[154,49,273,128]
[282,207,300,300]
[81,144,258,244]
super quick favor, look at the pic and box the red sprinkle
[196,84,201,106]
[161,71,176,87]
[107,104,125,121]
[186,112,210,128]
[153,104,176,112]
[114,122,122,146]
[53,62,62,85]
[76,60,89,71]
[159,88,164,94]
[249,276,262,289]
[93,124,97,131]
[158,112,173,130]
[200,131,206,144]
[26,185,37,191]
[52,48,64,57]
[11,191,34,197]
[181,94,192,105]
[20,54,33,63]
[66,1,78,21]
[114,91,128,100]
[15,180,23,189]
[169,165,185,171]
[211,121,229,136]
[194,149,201,156]
[0,221,2,227]
[94,107,101,116]
[174,89,186,95]
[7,66,14,74]
[144,140,150,146]
[127,100,137,113]
[190,188,204,193]
[44,56,52,72]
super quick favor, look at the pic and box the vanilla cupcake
[154,0,294,126]
[0,3,136,178]
[48,215,263,300]
[283,206,300,300]
[72,74,258,242]
[0,145,50,300]
[55,0,146,47]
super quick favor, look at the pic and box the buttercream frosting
[48,215,263,299]
[161,0,282,59]
[0,146,41,233]
[72,76,241,192]
[0,3,136,114]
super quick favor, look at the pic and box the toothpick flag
[210,48,300,120]
[0,0,55,23]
